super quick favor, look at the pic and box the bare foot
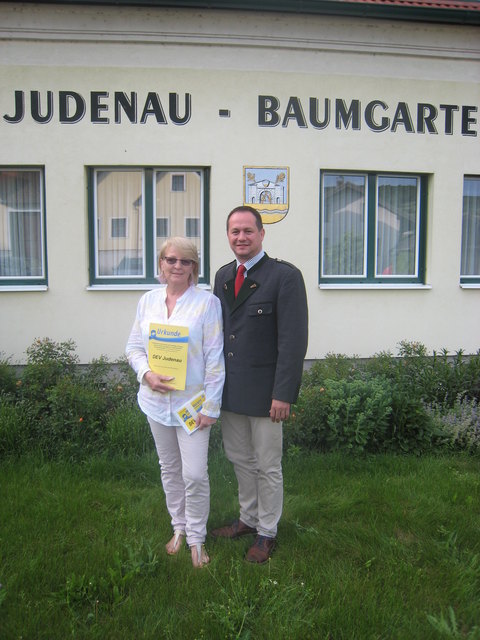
[165,530,185,555]
[191,543,210,568]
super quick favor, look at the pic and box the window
[171,173,185,192]
[88,167,209,285]
[156,217,169,238]
[461,176,480,284]
[185,217,200,238]
[0,168,46,287]
[111,217,127,238]
[320,171,427,285]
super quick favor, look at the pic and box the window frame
[88,166,210,287]
[319,170,427,286]
[0,166,48,289]
[460,175,480,286]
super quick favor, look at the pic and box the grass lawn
[1,450,479,639]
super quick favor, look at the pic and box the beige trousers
[220,410,283,538]
[148,418,211,546]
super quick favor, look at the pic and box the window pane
[95,170,144,277]
[171,174,185,192]
[186,217,200,238]
[156,217,169,238]
[322,174,366,276]
[461,177,480,277]
[111,218,127,238]
[155,170,202,272]
[376,176,418,276]
[0,170,43,278]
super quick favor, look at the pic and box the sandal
[191,543,210,568]
[165,530,185,555]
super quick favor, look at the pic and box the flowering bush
[0,338,145,461]
[285,342,480,455]
[426,395,480,453]
[1,338,479,459]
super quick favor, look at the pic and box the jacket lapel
[222,254,268,312]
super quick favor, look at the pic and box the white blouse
[126,285,225,426]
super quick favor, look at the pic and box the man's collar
[236,250,265,273]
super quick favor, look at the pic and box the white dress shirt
[126,285,225,426]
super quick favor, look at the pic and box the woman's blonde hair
[158,237,199,285]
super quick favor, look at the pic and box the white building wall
[0,3,479,363]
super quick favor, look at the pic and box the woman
[126,237,225,568]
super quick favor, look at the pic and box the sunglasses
[163,256,194,267]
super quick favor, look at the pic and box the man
[211,205,308,563]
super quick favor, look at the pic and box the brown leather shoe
[210,519,257,539]
[245,535,276,564]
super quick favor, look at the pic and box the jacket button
[257,309,263,314]
[229,334,236,340]
[227,352,234,358]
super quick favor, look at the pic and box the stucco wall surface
[0,3,479,363]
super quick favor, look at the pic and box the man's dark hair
[227,206,263,231]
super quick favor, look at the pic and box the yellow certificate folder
[148,323,189,390]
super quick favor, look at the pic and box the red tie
[234,264,246,297]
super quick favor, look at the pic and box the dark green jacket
[214,254,308,417]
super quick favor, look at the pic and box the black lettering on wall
[258,95,280,126]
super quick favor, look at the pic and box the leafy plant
[0,339,143,460]
[0,401,27,458]
[0,353,18,397]
[286,375,392,453]
[21,337,79,404]
[426,395,480,453]
[302,352,359,388]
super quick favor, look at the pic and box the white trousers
[220,410,283,538]
[147,418,211,546]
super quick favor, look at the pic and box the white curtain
[322,174,366,276]
[376,176,418,276]
[461,177,480,277]
[96,170,143,277]
[0,170,42,278]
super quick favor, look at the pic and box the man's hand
[144,371,176,393]
[269,399,290,423]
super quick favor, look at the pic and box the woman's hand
[195,413,217,430]
[144,371,176,393]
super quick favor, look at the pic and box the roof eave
[12,0,480,26]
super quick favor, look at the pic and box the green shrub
[1,339,140,460]
[285,386,329,451]
[426,395,480,454]
[1,337,479,460]
[325,376,392,452]
[385,387,441,455]
[366,342,480,408]
[20,338,79,404]
[0,354,18,397]
[44,377,112,457]
[0,399,27,458]
[302,353,359,388]
[286,375,392,453]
